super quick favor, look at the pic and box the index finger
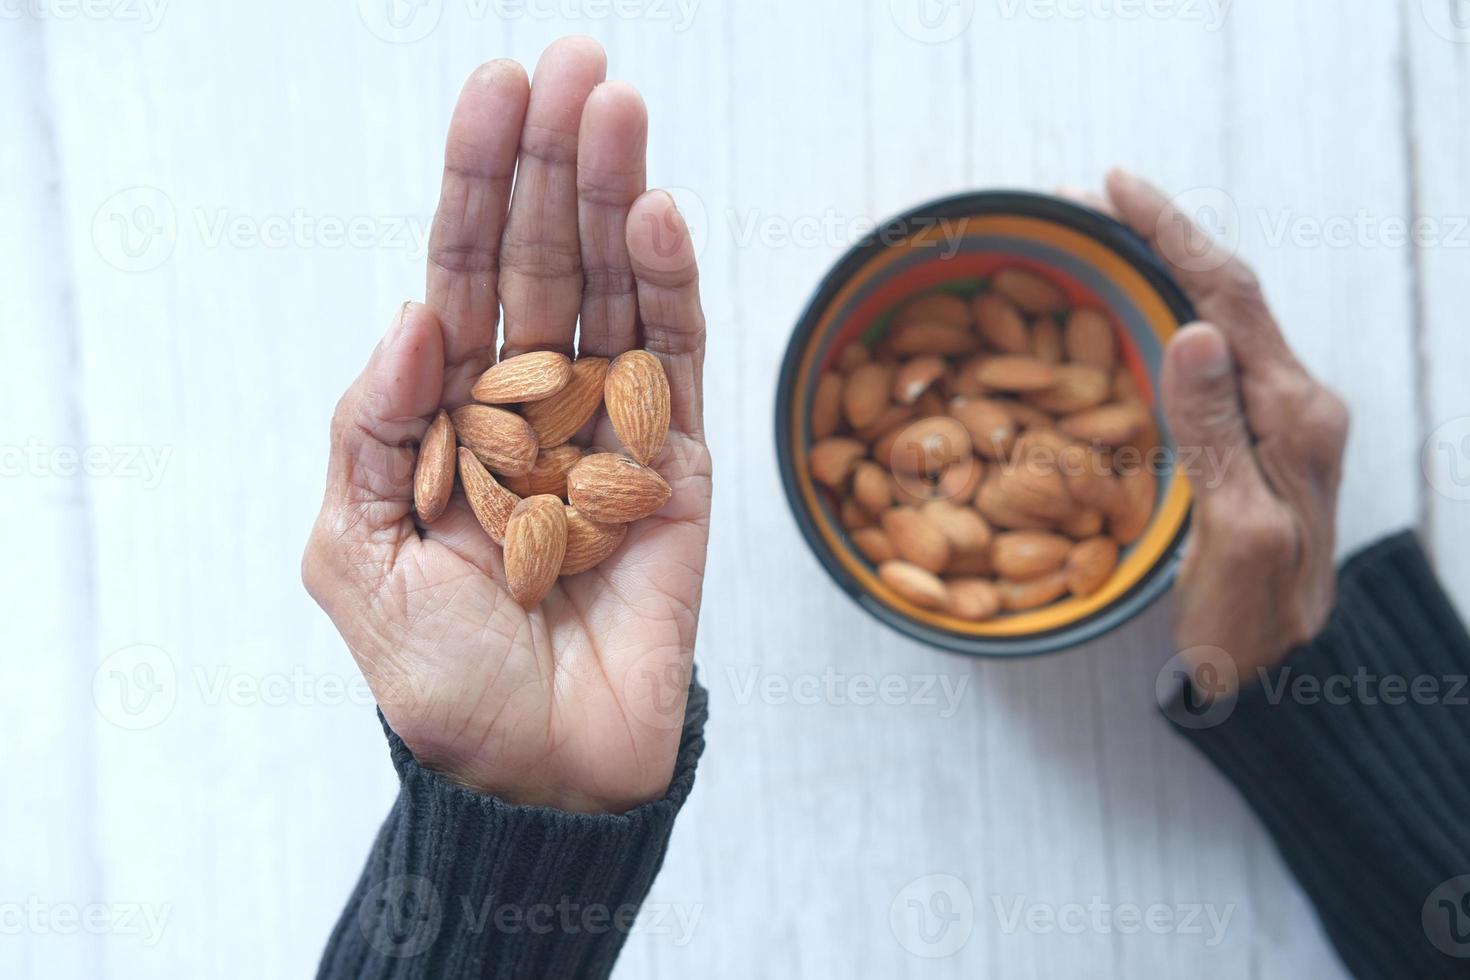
[427,61,530,391]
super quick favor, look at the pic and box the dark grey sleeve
[317,675,707,980]
[1167,532,1470,979]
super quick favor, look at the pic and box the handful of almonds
[808,268,1160,621]
[412,348,672,609]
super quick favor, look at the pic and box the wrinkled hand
[302,38,711,813]
[1096,170,1350,689]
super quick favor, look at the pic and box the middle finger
[499,37,607,357]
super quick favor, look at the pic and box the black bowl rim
[773,189,1198,658]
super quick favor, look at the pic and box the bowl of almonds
[776,191,1196,656]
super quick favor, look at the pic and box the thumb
[314,302,445,558]
[1161,322,1266,504]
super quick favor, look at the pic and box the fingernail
[652,190,687,236]
[383,301,417,349]
[1177,323,1232,380]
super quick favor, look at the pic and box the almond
[1030,318,1063,364]
[857,404,915,444]
[521,356,609,448]
[1066,537,1119,597]
[413,409,456,523]
[945,549,993,576]
[948,353,990,398]
[605,350,671,464]
[895,456,985,507]
[471,351,573,404]
[851,526,897,564]
[1007,400,1057,431]
[976,356,1058,392]
[451,404,539,477]
[990,463,1076,521]
[1025,364,1110,414]
[561,505,627,576]
[975,474,1054,531]
[887,321,979,356]
[458,447,520,545]
[1113,366,1141,403]
[893,356,946,405]
[852,461,893,516]
[1110,467,1156,544]
[1057,444,1120,513]
[991,530,1072,581]
[840,496,874,530]
[920,500,993,555]
[504,444,583,499]
[889,472,928,507]
[992,268,1067,314]
[881,506,951,574]
[912,388,947,419]
[812,371,845,439]
[844,362,893,429]
[894,291,971,330]
[1013,427,1075,462]
[949,397,1016,460]
[973,292,1030,354]
[1064,309,1117,370]
[503,495,568,609]
[947,578,1001,620]
[809,438,867,489]
[566,453,673,524]
[1058,508,1105,540]
[886,417,973,476]
[838,342,870,373]
[997,570,1070,611]
[878,560,949,610]
[1060,403,1149,447]
[930,456,985,504]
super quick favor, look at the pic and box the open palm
[303,38,710,814]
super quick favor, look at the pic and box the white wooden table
[5,1,1467,976]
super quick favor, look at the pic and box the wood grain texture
[6,0,1458,977]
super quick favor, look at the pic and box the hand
[302,38,711,813]
[1097,170,1350,689]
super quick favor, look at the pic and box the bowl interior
[779,194,1195,656]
